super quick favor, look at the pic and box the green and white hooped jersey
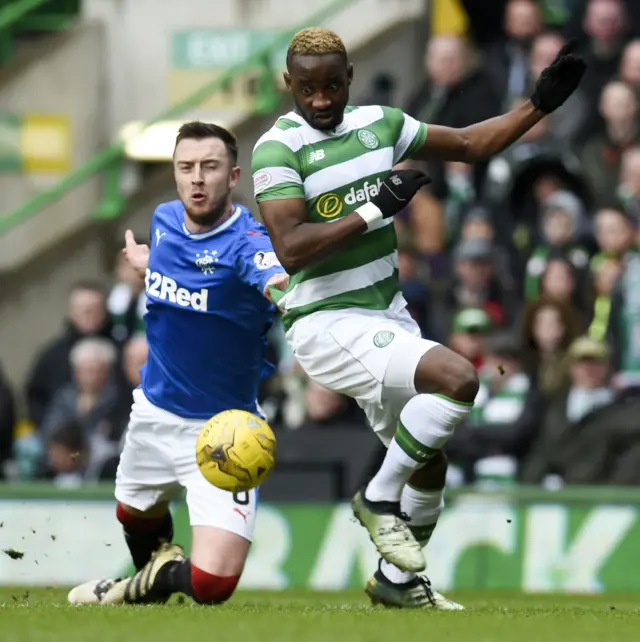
[251,105,427,331]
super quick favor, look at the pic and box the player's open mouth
[313,113,333,123]
[191,193,206,203]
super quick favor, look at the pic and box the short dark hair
[174,121,238,164]
[49,421,86,452]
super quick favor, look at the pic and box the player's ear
[283,71,292,90]
[229,165,241,190]
[347,63,353,85]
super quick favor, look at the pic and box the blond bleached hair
[286,27,347,67]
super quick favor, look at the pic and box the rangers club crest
[195,249,219,275]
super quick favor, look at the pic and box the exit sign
[172,29,287,69]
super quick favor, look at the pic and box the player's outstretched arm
[412,39,586,164]
[257,170,430,274]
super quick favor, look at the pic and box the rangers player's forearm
[277,212,367,273]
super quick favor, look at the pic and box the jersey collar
[181,206,241,240]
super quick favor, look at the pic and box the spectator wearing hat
[520,336,615,484]
[448,308,493,370]
[458,204,522,285]
[524,190,591,300]
[459,206,496,243]
[433,236,519,340]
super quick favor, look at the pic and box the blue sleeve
[234,222,285,293]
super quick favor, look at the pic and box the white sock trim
[399,393,472,451]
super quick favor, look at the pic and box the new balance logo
[145,270,208,311]
[309,149,325,163]
[390,175,402,186]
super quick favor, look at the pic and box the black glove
[370,169,432,218]
[531,38,586,114]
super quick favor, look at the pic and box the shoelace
[378,510,413,539]
[416,576,436,606]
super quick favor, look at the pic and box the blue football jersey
[140,201,284,419]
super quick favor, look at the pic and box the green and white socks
[365,393,472,503]
[365,393,471,585]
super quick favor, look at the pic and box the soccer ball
[195,409,276,492]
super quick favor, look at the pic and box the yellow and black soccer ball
[196,409,276,492]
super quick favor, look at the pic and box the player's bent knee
[191,564,239,605]
[449,358,479,403]
[417,346,479,403]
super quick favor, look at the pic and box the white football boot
[366,561,464,610]
[351,488,426,573]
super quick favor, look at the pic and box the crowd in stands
[3,0,640,488]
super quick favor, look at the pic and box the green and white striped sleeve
[383,106,428,165]
[251,135,304,203]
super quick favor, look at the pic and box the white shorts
[115,388,257,541]
[286,293,439,446]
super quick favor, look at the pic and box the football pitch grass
[2,588,640,642]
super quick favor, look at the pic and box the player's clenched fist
[375,170,432,217]
[122,229,150,275]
